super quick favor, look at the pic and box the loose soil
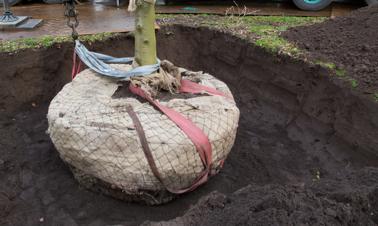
[283,5,378,95]
[1,24,378,225]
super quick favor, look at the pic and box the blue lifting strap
[74,40,160,79]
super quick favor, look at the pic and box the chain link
[63,0,79,40]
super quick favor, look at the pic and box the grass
[1,14,324,55]
[314,59,362,89]
[1,14,325,54]
[374,93,378,102]
[314,60,337,70]
[335,68,346,77]
[255,36,299,55]
[314,60,349,77]
[220,15,325,55]
[0,32,117,53]
[349,79,358,89]
[0,36,68,52]
[157,14,325,56]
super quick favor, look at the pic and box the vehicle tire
[365,0,378,5]
[0,0,23,6]
[293,0,332,11]
[42,0,63,4]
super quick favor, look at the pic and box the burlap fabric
[47,65,239,202]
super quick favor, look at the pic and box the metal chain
[63,0,79,40]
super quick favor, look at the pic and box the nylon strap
[179,79,231,99]
[74,40,160,79]
[72,52,82,79]
[126,104,209,194]
[128,79,228,194]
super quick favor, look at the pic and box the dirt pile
[145,168,378,226]
[283,5,378,94]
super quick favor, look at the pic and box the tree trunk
[134,0,157,66]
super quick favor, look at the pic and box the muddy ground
[283,5,378,95]
[1,20,378,226]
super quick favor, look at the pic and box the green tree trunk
[134,0,157,66]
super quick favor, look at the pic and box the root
[130,60,182,97]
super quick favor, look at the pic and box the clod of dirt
[283,5,378,94]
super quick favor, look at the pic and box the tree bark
[134,0,157,66]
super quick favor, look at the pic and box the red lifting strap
[72,51,82,79]
[179,79,231,99]
[129,79,228,194]
[125,105,210,194]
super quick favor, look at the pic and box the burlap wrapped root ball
[47,61,240,205]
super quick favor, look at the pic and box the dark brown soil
[1,24,378,226]
[145,169,378,225]
[283,5,378,95]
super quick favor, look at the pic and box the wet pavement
[0,1,358,41]
[0,2,135,40]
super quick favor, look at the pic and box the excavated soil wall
[0,25,378,225]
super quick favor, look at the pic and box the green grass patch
[335,68,346,77]
[157,14,325,56]
[249,25,275,36]
[255,36,299,55]
[241,16,325,28]
[349,79,358,88]
[0,32,117,53]
[243,16,325,25]
[222,16,325,55]
[314,60,336,70]
[374,93,378,102]
[2,14,325,55]
[0,36,68,52]
[314,60,348,77]
[255,36,285,51]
